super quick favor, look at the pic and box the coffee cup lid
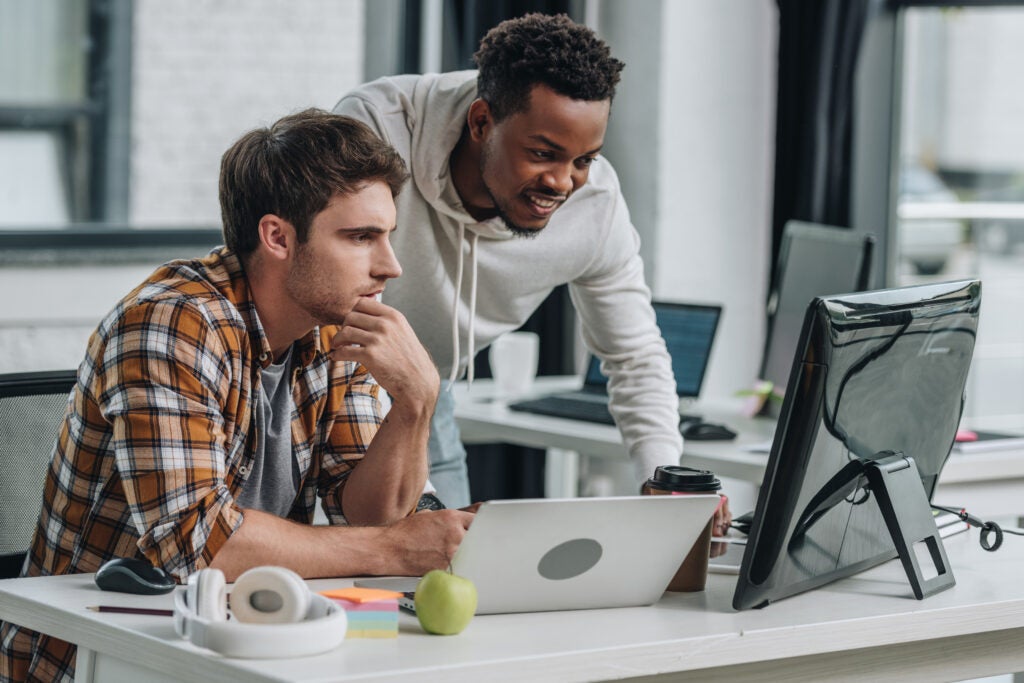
[646,465,721,492]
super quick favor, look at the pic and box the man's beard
[479,143,542,239]
[483,182,541,239]
[285,245,346,327]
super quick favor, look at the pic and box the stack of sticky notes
[320,587,403,638]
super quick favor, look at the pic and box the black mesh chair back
[0,370,76,578]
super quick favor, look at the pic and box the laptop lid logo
[537,538,603,580]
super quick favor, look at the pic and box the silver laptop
[357,495,721,614]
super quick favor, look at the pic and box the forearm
[340,397,434,525]
[209,506,471,582]
[573,247,682,480]
[326,298,440,523]
[209,508,387,581]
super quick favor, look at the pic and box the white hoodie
[334,71,682,481]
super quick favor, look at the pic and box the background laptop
[508,301,722,425]
[357,495,720,614]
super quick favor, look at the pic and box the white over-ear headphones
[173,566,347,658]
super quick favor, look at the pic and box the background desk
[453,377,1024,516]
[1,531,1023,682]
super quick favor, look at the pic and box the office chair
[0,370,76,578]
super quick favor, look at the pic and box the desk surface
[1,531,1023,682]
[454,377,1024,493]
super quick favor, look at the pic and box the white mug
[489,331,540,399]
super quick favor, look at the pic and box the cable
[930,504,1024,551]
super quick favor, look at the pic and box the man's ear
[467,98,493,142]
[257,214,293,261]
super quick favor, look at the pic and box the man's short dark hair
[473,13,624,121]
[219,109,409,257]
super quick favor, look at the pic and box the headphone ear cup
[188,568,228,622]
[231,566,310,624]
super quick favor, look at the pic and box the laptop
[356,495,721,614]
[508,301,722,425]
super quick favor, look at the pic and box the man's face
[479,85,610,236]
[285,182,401,327]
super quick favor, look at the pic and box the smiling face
[284,181,401,327]
[474,85,611,235]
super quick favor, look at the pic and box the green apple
[414,569,478,635]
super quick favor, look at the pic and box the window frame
[0,0,206,262]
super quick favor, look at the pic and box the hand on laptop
[383,509,474,575]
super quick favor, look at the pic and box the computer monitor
[733,279,981,610]
[760,221,875,409]
[583,301,721,397]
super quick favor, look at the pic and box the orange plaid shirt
[1,248,383,682]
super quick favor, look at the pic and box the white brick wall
[0,263,159,373]
[130,0,365,225]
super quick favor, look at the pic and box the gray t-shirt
[236,347,300,517]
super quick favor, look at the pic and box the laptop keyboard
[508,396,616,425]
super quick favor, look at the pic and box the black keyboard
[508,396,615,425]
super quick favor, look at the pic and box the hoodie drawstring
[466,231,479,384]
[447,226,479,387]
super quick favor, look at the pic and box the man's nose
[543,163,575,196]
[374,242,402,279]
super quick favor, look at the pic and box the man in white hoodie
[333,13,688,510]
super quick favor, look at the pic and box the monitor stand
[865,452,955,599]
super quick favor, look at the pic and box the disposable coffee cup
[642,465,722,592]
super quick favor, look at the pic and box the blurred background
[1,0,1021,495]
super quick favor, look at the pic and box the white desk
[1,531,1023,682]
[453,377,1024,515]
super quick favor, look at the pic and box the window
[894,6,1024,431]
[0,0,96,225]
[0,0,365,249]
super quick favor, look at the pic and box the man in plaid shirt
[1,110,472,682]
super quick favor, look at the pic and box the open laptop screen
[583,301,722,397]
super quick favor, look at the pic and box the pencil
[87,605,173,617]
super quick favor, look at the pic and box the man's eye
[578,156,597,167]
[531,150,554,160]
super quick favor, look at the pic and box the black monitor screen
[761,221,874,404]
[584,301,721,397]
[733,279,980,610]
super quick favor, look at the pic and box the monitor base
[866,452,955,600]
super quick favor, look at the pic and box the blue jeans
[427,382,471,508]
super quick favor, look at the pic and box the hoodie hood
[405,71,518,383]
[408,71,515,242]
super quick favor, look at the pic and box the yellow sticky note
[347,629,399,639]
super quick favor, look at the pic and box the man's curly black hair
[473,13,624,122]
